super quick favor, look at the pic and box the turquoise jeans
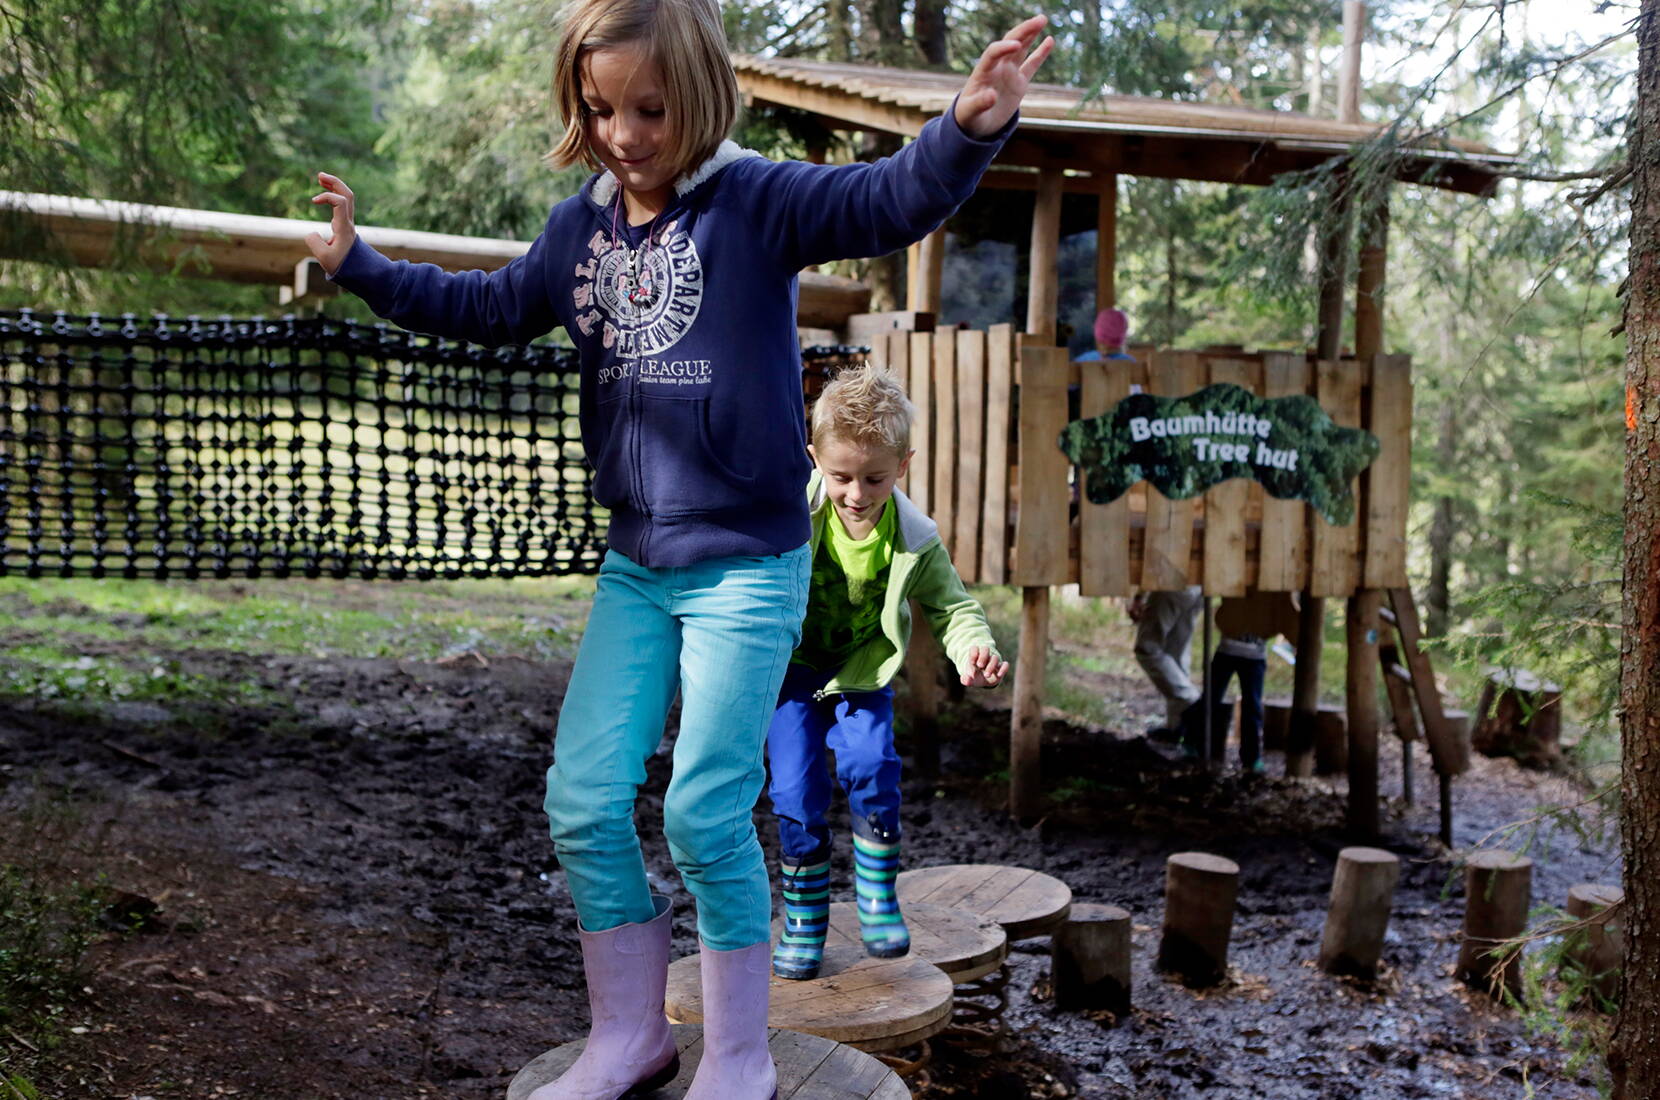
[545,545,809,949]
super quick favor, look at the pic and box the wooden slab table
[896,864,1072,940]
[666,944,954,1054]
[507,1024,909,1100]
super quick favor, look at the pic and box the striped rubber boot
[853,831,910,958]
[772,858,831,980]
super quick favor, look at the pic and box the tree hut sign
[1057,382,1380,525]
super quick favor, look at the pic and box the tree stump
[1456,850,1532,1000]
[1313,704,1349,776]
[1318,847,1400,979]
[1262,696,1292,753]
[1051,903,1131,1014]
[1472,668,1562,769]
[1563,883,1625,1008]
[1157,852,1239,987]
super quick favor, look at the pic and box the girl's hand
[954,15,1055,139]
[960,646,1011,689]
[305,172,358,276]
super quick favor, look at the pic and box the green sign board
[1056,382,1380,525]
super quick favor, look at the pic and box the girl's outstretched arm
[745,14,1053,272]
[954,15,1056,139]
[300,171,559,348]
[305,172,357,276]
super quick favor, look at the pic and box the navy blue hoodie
[330,106,1014,568]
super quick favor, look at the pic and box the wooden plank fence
[855,328,1408,597]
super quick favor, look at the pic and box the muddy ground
[0,582,1618,1100]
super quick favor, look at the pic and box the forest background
[0,0,1632,740]
[0,0,1642,1089]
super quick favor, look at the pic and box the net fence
[1,309,866,580]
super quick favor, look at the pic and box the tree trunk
[1613,2,1660,1092]
[912,0,947,66]
[826,0,853,61]
[859,0,905,65]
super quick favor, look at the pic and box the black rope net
[0,310,867,581]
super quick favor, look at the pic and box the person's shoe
[1245,758,1266,776]
[771,857,830,980]
[682,940,778,1100]
[852,826,910,959]
[527,895,679,1100]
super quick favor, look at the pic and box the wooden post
[1286,596,1324,777]
[1011,590,1049,822]
[1564,884,1625,1007]
[1337,1,1365,125]
[1009,169,1065,823]
[905,607,943,780]
[1028,170,1063,339]
[1318,846,1399,977]
[1052,903,1132,1014]
[1096,177,1118,315]
[1157,852,1239,986]
[1457,850,1532,1000]
[1345,590,1381,835]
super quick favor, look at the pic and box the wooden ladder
[1378,586,1471,844]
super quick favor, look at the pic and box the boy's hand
[305,172,358,276]
[960,646,1010,689]
[954,15,1055,139]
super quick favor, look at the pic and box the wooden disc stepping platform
[666,944,954,1054]
[507,1024,909,1100]
[773,901,1008,984]
[896,864,1072,940]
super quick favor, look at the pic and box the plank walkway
[507,1024,908,1100]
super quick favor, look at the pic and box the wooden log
[1472,667,1564,769]
[897,863,1073,941]
[1314,700,1348,777]
[1563,883,1624,1007]
[1052,903,1132,1015]
[1318,846,1400,978]
[1027,169,1063,339]
[1262,696,1292,753]
[1456,850,1532,1000]
[1157,852,1240,987]
[1345,589,1381,836]
[1010,587,1050,824]
[1385,587,1470,775]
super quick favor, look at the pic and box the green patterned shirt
[793,501,895,672]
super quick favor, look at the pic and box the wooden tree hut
[736,36,1514,834]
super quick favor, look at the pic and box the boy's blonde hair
[811,365,914,456]
[549,0,739,181]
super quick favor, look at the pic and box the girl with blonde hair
[305,3,1052,1096]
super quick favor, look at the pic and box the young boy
[766,365,1008,981]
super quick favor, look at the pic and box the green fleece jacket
[804,471,1000,696]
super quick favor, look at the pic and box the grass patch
[0,576,594,663]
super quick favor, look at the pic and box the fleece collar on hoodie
[589,140,763,209]
[807,471,939,554]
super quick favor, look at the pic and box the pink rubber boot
[682,940,778,1100]
[528,895,680,1100]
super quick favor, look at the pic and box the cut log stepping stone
[1563,883,1624,1006]
[773,901,1008,984]
[1051,903,1132,1013]
[665,943,954,1054]
[507,1024,909,1100]
[1456,849,1532,999]
[896,863,1072,940]
[1318,846,1401,979]
[1157,851,1239,987]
